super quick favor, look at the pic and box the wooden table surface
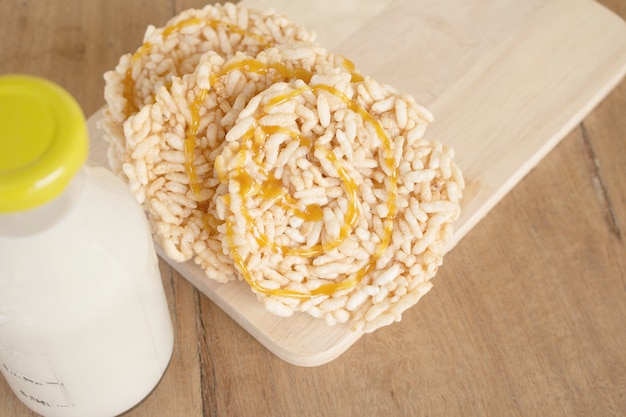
[1,0,625,416]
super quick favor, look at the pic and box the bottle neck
[0,170,84,237]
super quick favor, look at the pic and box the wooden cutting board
[86,0,626,367]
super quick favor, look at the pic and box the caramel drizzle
[123,17,271,118]
[184,58,360,196]
[232,126,359,258]
[225,84,398,299]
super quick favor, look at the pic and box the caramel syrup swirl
[184,58,361,196]
[123,17,272,118]
[224,83,398,299]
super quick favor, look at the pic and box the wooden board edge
[440,0,626,251]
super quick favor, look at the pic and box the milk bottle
[0,75,174,417]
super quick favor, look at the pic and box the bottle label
[0,315,74,409]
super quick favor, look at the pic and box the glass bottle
[0,75,174,417]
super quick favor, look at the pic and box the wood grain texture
[1,0,625,416]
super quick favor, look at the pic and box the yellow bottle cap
[0,75,87,212]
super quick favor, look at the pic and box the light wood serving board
[87,0,626,366]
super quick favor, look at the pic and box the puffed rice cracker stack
[101,2,465,333]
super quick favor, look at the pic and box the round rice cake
[214,68,464,332]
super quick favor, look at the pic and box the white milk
[0,166,174,417]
